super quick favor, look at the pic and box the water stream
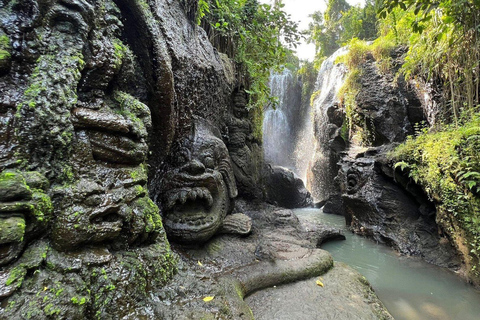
[264,69,314,181]
[294,208,480,320]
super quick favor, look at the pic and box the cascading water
[263,69,295,169]
[263,69,314,182]
[308,47,348,201]
[263,107,291,167]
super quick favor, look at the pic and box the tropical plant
[198,0,300,111]
[378,0,480,124]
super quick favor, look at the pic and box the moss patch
[390,114,480,282]
[335,38,396,145]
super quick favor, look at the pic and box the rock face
[0,0,181,317]
[264,165,313,209]
[353,48,424,146]
[310,47,461,269]
[338,148,460,268]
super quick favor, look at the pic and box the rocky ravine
[309,47,461,271]
[0,0,391,319]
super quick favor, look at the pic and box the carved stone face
[232,91,248,119]
[0,171,52,266]
[161,121,238,244]
[48,0,160,250]
[342,158,375,195]
[51,171,160,250]
[1,0,161,252]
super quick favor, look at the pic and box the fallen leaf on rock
[198,261,203,267]
[203,296,214,302]
[316,280,324,287]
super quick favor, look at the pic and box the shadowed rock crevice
[309,46,461,270]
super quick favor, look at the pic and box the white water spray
[263,69,314,182]
[308,47,348,200]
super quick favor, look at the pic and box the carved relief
[0,1,175,314]
[161,120,238,243]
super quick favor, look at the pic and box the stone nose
[184,159,205,175]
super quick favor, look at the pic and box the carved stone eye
[176,150,190,165]
[84,194,102,207]
[177,154,187,165]
[46,5,89,37]
[203,156,215,169]
[356,161,371,167]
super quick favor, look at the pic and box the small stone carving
[226,90,262,198]
[341,158,374,195]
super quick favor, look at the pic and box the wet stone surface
[152,200,390,319]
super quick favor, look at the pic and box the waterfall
[263,107,291,167]
[263,69,296,169]
[308,47,348,201]
[263,69,314,182]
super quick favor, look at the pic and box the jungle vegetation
[181,0,300,139]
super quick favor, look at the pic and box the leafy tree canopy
[195,0,300,110]
[306,0,379,65]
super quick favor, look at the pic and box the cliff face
[0,0,262,317]
[310,47,461,270]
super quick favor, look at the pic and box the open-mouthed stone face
[51,172,161,250]
[0,171,52,266]
[161,121,238,244]
[343,158,375,195]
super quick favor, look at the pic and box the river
[294,208,480,320]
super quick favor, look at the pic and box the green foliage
[378,0,480,124]
[390,114,480,276]
[0,34,11,61]
[200,0,300,112]
[306,0,379,67]
[335,37,394,144]
[197,0,210,24]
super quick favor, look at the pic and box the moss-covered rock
[0,171,32,201]
[0,32,11,74]
[391,115,480,285]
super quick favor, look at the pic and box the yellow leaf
[43,287,48,291]
[198,261,203,267]
[316,280,324,287]
[203,296,214,302]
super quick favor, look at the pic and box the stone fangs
[165,187,214,211]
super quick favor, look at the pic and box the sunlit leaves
[306,0,378,64]
[200,0,300,112]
